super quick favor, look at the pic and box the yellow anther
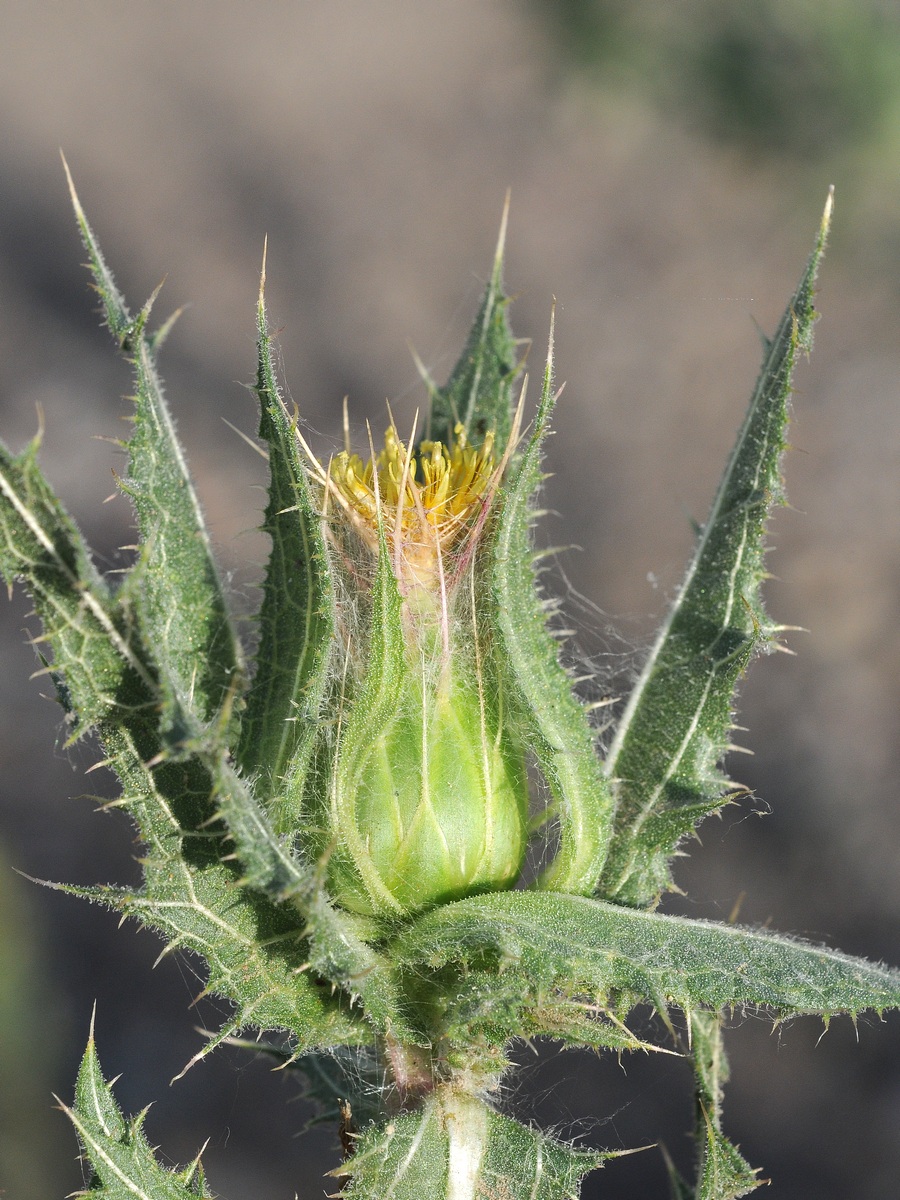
[325,421,496,593]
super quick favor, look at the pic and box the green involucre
[326,639,528,918]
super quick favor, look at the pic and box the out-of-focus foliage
[533,0,900,161]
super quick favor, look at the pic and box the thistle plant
[2,171,898,1200]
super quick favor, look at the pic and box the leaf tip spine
[259,235,269,310]
[59,148,83,224]
[493,188,511,283]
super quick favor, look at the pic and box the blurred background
[1,2,899,1197]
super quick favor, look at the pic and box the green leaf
[0,211,403,1056]
[234,257,335,826]
[64,158,242,724]
[68,720,368,1068]
[697,1127,761,1200]
[426,198,518,452]
[59,1029,215,1198]
[409,958,659,1053]
[392,888,900,1019]
[489,320,615,894]
[0,413,354,1056]
[688,1010,761,1200]
[0,434,155,736]
[192,721,419,1041]
[0,441,350,1048]
[600,191,834,906]
[340,1088,605,1200]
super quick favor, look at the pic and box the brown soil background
[1,4,898,1198]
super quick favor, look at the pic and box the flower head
[292,412,528,918]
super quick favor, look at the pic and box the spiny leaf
[65,158,242,724]
[76,720,368,1061]
[600,190,834,906]
[59,1030,215,1199]
[426,196,518,452]
[412,959,659,1052]
[489,321,614,894]
[0,200,406,1053]
[392,887,900,1019]
[698,1127,761,1200]
[234,254,335,826]
[192,720,418,1041]
[0,416,351,1053]
[340,1088,605,1200]
[689,1010,761,1200]
[0,435,155,735]
[689,1010,732,1143]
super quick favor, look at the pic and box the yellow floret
[326,422,496,594]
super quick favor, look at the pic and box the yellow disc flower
[324,420,497,597]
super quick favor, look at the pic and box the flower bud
[302,419,529,917]
[328,648,528,917]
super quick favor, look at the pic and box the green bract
[4,176,899,1200]
[325,639,528,917]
